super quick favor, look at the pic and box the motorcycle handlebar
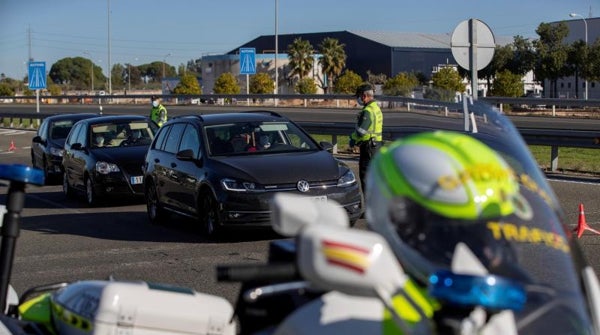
[217,263,298,282]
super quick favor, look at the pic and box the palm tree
[318,38,346,93]
[287,38,314,80]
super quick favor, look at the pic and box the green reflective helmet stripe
[372,131,519,220]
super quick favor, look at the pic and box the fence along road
[0,97,599,174]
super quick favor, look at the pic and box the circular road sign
[451,19,496,71]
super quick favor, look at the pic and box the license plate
[311,196,327,202]
[131,176,143,185]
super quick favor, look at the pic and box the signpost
[28,61,46,113]
[240,48,256,106]
[451,19,495,100]
[239,48,257,75]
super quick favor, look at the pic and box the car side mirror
[319,141,334,153]
[32,136,44,144]
[176,149,202,166]
[176,149,196,161]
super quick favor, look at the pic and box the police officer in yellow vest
[349,83,383,193]
[150,95,168,127]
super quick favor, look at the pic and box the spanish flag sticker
[322,240,370,273]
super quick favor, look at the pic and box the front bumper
[47,155,64,176]
[92,172,145,198]
[216,185,363,228]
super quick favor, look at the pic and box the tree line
[1,21,598,100]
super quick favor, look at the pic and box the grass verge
[313,134,600,177]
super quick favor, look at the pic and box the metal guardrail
[0,95,599,174]
[3,92,600,108]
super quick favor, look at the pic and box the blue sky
[1,0,596,80]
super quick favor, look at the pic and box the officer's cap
[354,83,373,97]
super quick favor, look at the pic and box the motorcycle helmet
[365,130,535,284]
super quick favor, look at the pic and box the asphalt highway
[0,119,599,308]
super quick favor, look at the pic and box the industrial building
[551,16,600,99]
[200,30,514,95]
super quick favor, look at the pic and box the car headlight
[50,147,64,157]
[337,169,357,187]
[221,178,262,192]
[96,161,120,174]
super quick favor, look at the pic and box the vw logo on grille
[297,180,310,193]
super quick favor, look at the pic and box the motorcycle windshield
[390,99,593,334]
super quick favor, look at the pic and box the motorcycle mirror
[296,225,406,298]
[270,193,349,236]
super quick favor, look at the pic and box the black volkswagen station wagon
[62,115,159,206]
[143,111,363,238]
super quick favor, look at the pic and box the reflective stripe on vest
[382,279,438,334]
[361,102,383,142]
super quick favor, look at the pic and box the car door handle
[154,158,160,163]
[171,163,177,168]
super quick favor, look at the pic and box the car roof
[79,114,151,125]
[44,113,99,121]
[172,111,289,126]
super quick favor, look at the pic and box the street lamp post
[275,0,278,98]
[569,13,588,100]
[162,53,171,79]
[83,51,94,92]
[128,58,138,92]
[107,0,112,95]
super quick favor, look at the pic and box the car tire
[146,181,167,224]
[31,151,37,169]
[41,157,50,184]
[63,172,74,198]
[199,190,221,240]
[85,176,99,207]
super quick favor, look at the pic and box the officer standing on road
[150,95,168,127]
[349,83,383,193]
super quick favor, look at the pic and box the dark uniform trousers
[359,138,383,193]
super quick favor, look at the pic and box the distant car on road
[62,115,159,206]
[31,113,98,184]
[143,111,363,239]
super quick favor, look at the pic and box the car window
[179,124,200,159]
[66,124,83,146]
[164,123,186,154]
[205,121,318,155]
[88,120,156,147]
[50,120,76,140]
[38,119,49,139]
[153,124,170,151]
[75,124,88,146]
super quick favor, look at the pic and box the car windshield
[205,121,319,156]
[391,99,593,333]
[90,121,157,148]
[50,120,76,140]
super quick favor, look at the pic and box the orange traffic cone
[573,203,600,238]
[8,140,16,151]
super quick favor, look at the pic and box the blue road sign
[28,61,46,90]
[240,48,256,75]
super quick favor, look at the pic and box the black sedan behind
[31,113,98,183]
[62,115,158,206]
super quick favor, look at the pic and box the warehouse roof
[348,30,513,49]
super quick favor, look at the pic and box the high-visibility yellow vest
[150,104,168,127]
[351,101,383,144]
